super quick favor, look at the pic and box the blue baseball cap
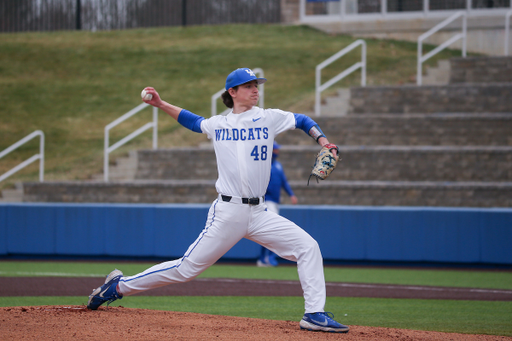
[225,68,267,90]
[273,141,280,150]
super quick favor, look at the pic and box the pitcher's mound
[1,306,509,340]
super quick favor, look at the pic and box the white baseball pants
[118,198,326,313]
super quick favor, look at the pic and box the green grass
[1,261,512,290]
[1,296,511,336]
[0,24,465,190]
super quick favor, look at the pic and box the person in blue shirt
[257,141,298,267]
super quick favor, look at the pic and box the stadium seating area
[20,56,512,207]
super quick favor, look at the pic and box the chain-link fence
[1,0,281,33]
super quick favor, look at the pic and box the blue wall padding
[280,206,512,264]
[1,203,511,264]
[0,205,7,255]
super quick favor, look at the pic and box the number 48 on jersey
[251,145,268,161]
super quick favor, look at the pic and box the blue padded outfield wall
[1,203,511,264]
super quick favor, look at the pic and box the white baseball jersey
[201,106,295,198]
[118,106,327,314]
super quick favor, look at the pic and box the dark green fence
[1,0,281,33]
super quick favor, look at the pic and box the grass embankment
[0,24,463,190]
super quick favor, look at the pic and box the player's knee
[309,239,321,253]
[176,259,209,281]
[176,268,200,282]
[300,238,321,256]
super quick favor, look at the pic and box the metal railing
[417,11,466,85]
[300,0,511,23]
[506,10,512,56]
[211,68,265,117]
[104,103,158,182]
[315,39,366,117]
[0,130,44,183]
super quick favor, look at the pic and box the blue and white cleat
[87,269,123,310]
[299,312,349,333]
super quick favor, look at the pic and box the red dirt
[1,306,511,341]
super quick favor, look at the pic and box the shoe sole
[299,319,349,333]
[87,287,105,309]
[87,269,123,310]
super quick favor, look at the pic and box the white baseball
[141,89,153,101]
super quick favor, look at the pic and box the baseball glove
[308,143,340,185]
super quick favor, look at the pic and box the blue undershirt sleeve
[294,113,316,134]
[177,109,204,133]
[294,113,325,141]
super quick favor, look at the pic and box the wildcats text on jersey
[214,127,269,141]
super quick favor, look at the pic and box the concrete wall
[1,203,511,264]
[281,0,300,23]
[275,114,512,146]
[124,147,512,182]
[450,56,512,83]
[20,180,512,207]
[135,148,218,180]
[307,15,511,56]
[286,181,512,207]
[22,180,218,204]
[349,83,512,113]
[281,146,512,182]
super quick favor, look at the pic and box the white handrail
[315,39,366,117]
[417,11,467,85]
[104,103,158,182]
[505,10,512,56]
[211,68,265,117]
[0,130,44,183]
[300,0,508,24]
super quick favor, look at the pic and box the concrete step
[275,113,512,146]
[349,83,512,114]
[133,146,512,182]
[283,145,512,182]
[288,180,512,207]
[21,180,512,207]
[135,147,218,181]
[450,57,512,84]
[0,183,23,202]
[91,150,138,182]
[22,180,217,204]
[319,88,350,117]
[302,57,511,118]
[423,59,450,85]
